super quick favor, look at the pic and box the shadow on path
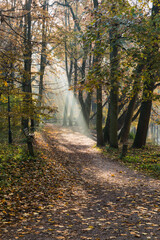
[1,124,160,240]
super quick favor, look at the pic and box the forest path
[1,124,160,240]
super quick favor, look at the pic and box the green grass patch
[103,144,160,179]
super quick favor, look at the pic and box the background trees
[0,0,159,153]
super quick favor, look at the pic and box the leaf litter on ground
[0,124,160,240]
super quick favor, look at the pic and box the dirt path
[1,125,160,240]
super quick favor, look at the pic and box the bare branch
[49,1,81,31]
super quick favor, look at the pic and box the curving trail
[1,124,160,240]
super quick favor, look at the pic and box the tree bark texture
[109,23,119,148]
[104,102,110,143]
[133,0,159,148]
[132,83,154,148]
[120,63,144,143]
[38,0,47,108]
[22,0,32,129]
[93,0,104,146]
[96,86,104,146]
[22,0,34,156]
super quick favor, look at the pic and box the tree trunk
[69,41,78,126]
[85,92,92,127]
[104,102,110,143]
[63,93,69,126]
[69,98,75,126]
[109,88,118,148]
[27,138,34,156]
[132,83,154,148]
[120,94,137,143]
[22,0,34,156]
[120,62,144,143]
[93,0,104,146]
[132,0,159,148]
[96,86,104,146]
[38,0,47,108]
[63,6,73,125]
[78,39,90,125]
[109,23,119,148]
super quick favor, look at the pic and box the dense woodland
[0,0,160,152]
[0,1,160,238]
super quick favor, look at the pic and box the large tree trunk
[109,23,119,148]
[132,0,159,148]
[132,83,154,148]
[93,0,104,146]
[22,0,32,130]
[69,32,78,126]
[78,39,91,126]
[104,102,110,143]
[120,64,143,143]
[120,94,137,143]
[22,0,34,156]
[85,92,92,127]
[38,0,47,108]
[63,6,73,126]
[96,85,104,146]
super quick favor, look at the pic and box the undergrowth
[104,144,160,179]
[0,136,61,225]
[0,144,30,189]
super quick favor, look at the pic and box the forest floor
[0,124,160,240]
